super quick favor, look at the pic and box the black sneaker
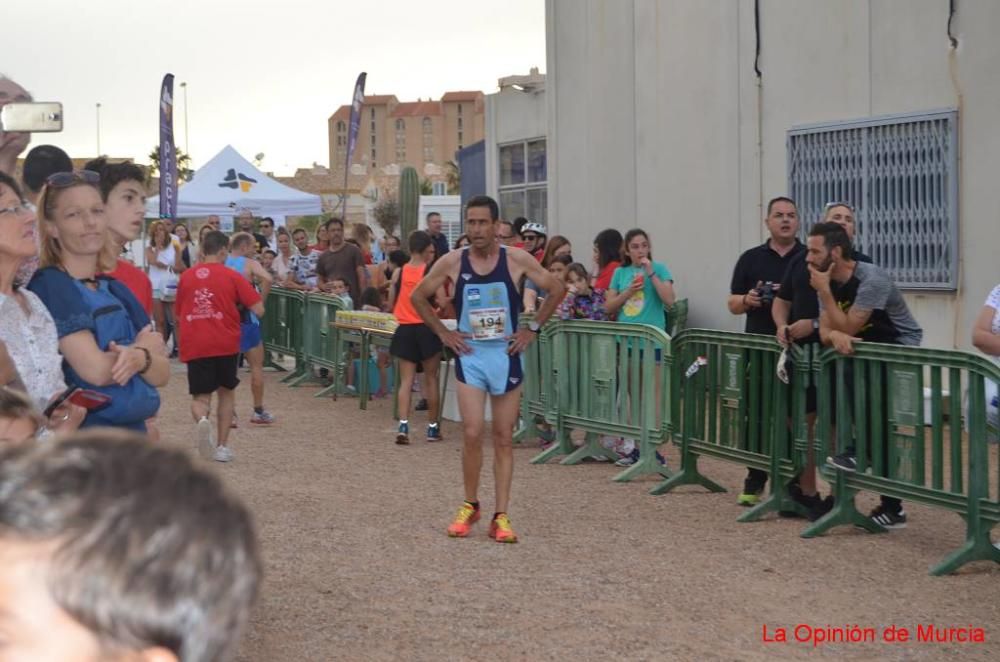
[415,398,428,411]
[827,452,857,472]
[868,506,907,529]
[809,495,834,522]
[779,483,813,518]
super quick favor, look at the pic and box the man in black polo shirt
[728,196,804,506]
[772,202,871,519]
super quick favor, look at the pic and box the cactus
[398,166,420,240]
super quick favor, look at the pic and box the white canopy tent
[146,145,321,219]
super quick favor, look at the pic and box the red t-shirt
[594,260,621,291]
[175,263,261,362]
[107,259,153,315]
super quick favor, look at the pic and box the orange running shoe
[446,502,481,538]
[488,513,518,543]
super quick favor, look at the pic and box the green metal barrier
[261,287,306,383]
[526,320,673,483]
[287,293,346,394]
[804,343,1000,575]
[513,317,556,447]
[650,329,812,521]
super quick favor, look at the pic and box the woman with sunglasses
[0,172,84,434]
[27,170,169,433]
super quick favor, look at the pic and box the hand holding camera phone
[43,386,112,419]
[0,102,64,133]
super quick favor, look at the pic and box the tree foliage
[373,196,400,238]
[147,145,194,182]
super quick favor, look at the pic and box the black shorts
[390,324,442,364]
[187,354,240,395]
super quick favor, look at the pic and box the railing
[805,343,1000,575]
[525,320,672,483]
[260,288,306,382]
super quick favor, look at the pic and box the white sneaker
[213,445,233,463]
[196,417,216,460]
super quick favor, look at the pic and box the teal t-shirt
[610,262,673,327]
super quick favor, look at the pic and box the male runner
[411,195,565,543]
[225,233,275,425]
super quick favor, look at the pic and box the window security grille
[788,110,958,289]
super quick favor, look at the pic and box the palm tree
[147,145,194,182]
[445,160,460,195]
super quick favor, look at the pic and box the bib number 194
[470,307,506,340]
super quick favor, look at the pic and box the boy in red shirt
[176,231,263,462]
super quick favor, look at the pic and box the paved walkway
[152,368,1000,661]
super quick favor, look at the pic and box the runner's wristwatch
[528,321,541,334]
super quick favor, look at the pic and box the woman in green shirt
[604,228,676,467]
[605,229,675,324]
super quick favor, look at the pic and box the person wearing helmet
[520,221,547,261]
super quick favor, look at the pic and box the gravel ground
[153,366,1000,661]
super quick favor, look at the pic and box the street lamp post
[96,102,102,156]
[180,82,189,155]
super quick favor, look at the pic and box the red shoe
[488,513,518,543]
[446,502,481,538]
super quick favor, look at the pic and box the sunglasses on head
[45,170,100,188]
[824,201,855,213]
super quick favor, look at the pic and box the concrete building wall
[485,85,548,202]
[547,0,1000,349]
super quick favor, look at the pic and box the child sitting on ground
[0,430,261,661]
[359,286,391,398]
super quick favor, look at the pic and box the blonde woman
[145,220,177,344]
[28,170,169,432]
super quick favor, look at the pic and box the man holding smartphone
[0,76,32,177]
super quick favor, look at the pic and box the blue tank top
[225,255,258,325]
[453,247,521,346]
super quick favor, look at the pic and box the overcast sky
[6,0,545,175]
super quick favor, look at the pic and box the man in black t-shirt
[772,202,871,519]
[235,209,269,255]
[727,196,805,506]
[807,222,922,529]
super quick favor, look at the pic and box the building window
[498,138,547,223]
[423,146,434,162]
[458,117,463,130]
[457,104,463,116]
[787,110,958,289]
[370,107,375,119]
[370,120,376,134]
[337,121,346,133]
[458,131,463,145]
[395,119,406,163]
[432,181,446,195]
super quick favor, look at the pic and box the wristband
[136,346,152,375]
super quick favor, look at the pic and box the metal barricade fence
[261,287,306,382]
[804,343,1000,575]
[649,330,811,521]
[526,320,673,483]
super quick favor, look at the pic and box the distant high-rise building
[328,91,484,185]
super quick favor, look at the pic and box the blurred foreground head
[0,430,261,662]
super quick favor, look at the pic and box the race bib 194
[469,307,506,340]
